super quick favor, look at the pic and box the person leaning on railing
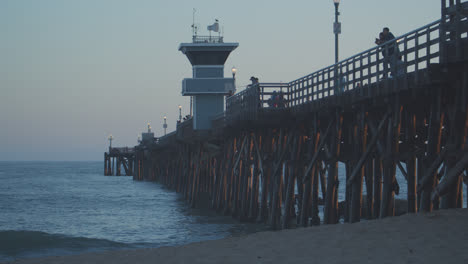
[278,91,286,108]
[375,27,400,78]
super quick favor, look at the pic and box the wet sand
[7,208,468,264]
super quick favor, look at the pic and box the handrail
[224,17,453,123]
[221,5,468,127]
[192,35,224,43]
[288,19,442,85]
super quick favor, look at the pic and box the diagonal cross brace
[302,120,335,183]
[346,112,390,186]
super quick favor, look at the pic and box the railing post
[404,36,409,90]
[367,52,372,96]
[415,31,420,85]
[440,0,446,64]
[376,49,381,84]
[426,27,431,67]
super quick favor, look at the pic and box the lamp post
[333,0,341,64]
[108,134,113,149]
[178,105,182,122]
[231,66,237,95]
[333,0,341,94]
[231,66,237,79]
[163,116,167,135]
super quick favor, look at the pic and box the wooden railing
[192,35,224,43]
[225,11,467,125]
[109,147,135,154]
[288,19,442,107]
[226,84,260,124]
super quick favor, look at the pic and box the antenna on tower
[191,8,198,38]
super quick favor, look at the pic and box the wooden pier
[108,0,468,229]
[104,147,135,176]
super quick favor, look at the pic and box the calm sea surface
[0,161,465,262]
[0,162,267,262]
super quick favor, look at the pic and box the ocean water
[0,162,267,262]
[0,161,465,262]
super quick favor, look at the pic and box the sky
[1,0,441,161]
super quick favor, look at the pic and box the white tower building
[179,20,238,130]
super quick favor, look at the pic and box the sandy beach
[7,208,468,264]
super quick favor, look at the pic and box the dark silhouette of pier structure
[107,0,468,229]
[104,147,135,176]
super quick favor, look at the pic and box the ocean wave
[0,230,134,261]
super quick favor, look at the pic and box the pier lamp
[163,116,167,135]
[137,135,141,143]
[333,0,341,94]
[333,0,341,64]
[108,134,113,149]
[231,66,237,79]
[178,105,182,122]
[147,122,151,133]
[231,67,237,95]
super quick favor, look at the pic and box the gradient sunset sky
[1,0,441,160]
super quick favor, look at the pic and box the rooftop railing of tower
[192,35,224,43]
[225,13,468,124]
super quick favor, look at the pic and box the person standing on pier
[376,27,399,78]
[249,76,259,86]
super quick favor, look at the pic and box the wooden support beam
[269,129,293,229]
[350,110,367,223]
[239,135,253,220]
[229,136,244,215]
[344,161,352,222]
[324,111,343,225]
[282,132,300,229]
[432,151,468,200]
[319,161,327,203]
[223,138,236,214]
[257,131,272,223]
[303,120,334,183]
[233,136,248,174]
[104,153,107,175]
[381,103,402,218]
[396,161,408,181]
[364,159,374,219]
[420,93,444,212]
[347,112,389,186]
[406,113,417,213]
[311,164,321,225]
[252,135,265,189]
[417,147,448,193]
[300,131,320,227]
[122,158,129,176]
[248,155,260,220]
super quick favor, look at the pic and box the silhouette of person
[269,91,278,108]
[250,76,259,86]
[376,27,399,78]
[278,91,285,108]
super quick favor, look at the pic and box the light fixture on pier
[178,105,182,122]
[333,0,341,64]
[231,66,237,79]
[332,0,341,95]
[163,116,167,136]
[147,123,151,133]
[108,134,113,149]
[231,67,237,96]
[137,135,141,143]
